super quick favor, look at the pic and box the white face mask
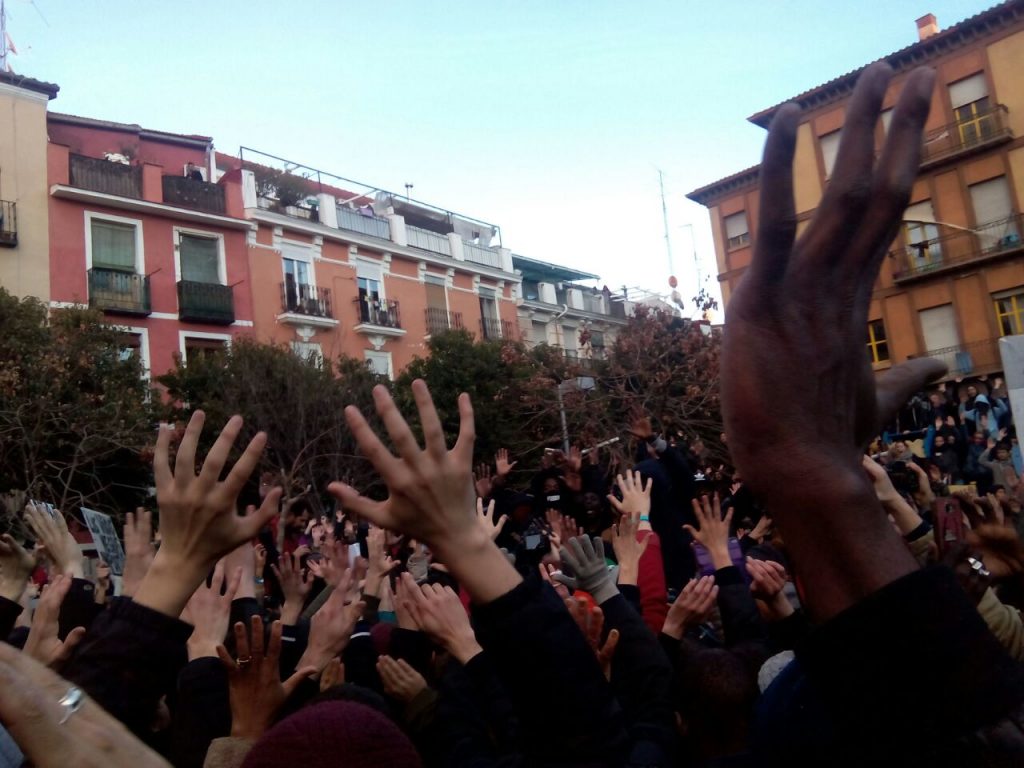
[546,494,561,503]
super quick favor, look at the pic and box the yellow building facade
[689,4,1024,379]
[0,72,58,302]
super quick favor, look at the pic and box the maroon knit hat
[241,700,422,768]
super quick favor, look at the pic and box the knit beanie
[241,700,422,768]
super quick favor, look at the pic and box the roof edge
[685,164,761,207]
[748,0,1024,128]
[48,112,212,148]
[0,70,59,99]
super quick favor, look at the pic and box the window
[903,200,942,267]
[91,219,138,271]
[364,350,393,379]
[183,336,227,364]
[724,211,749,249]
[357,260,383,303]
[424,274,450,334]
[479,287,498,321]
[995,290,1024,336]
[950,73,991,145]
[969,175,1014,228]
[291,341,323,366]
[562,325,578,357]
[819,130,842,178]
[178,233,222,284]
[866,320,889,364]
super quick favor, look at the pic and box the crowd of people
[1,62,1023,767]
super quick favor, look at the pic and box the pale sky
[7,0,985,316]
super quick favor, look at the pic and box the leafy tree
[0,290,156,523]
[393,329,550,462]
[515,305,725,469]
[158,340,386,511]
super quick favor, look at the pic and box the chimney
[916,13,939,41]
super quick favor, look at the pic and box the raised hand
[121,508,155,598]
[539,562,571,600]
[329,380,521,603]
[216,616,315,740]
[0,533,36,603]
[402,573,482,664]
[558,536,618,605]
[566,599,619,681]
[295,568,364,673]
[718,62,939,619]
[662,576,718,639]
[474,463,493,499]
[747,557,794,621]
[0,643,171,767]
[376,655,429,702]
[608,470,653,522]
[546,508,582,553]
[684,494,733,571]
[181,561,241,660]
[24,575,86,666]
[494,448,517,478]
[140,413,279,617]
[611,501,649,587]
[364,526,397,598]
[25,504,83,579]
[270,552,311,625]
[475,498,508,541]
[319,657,344,692]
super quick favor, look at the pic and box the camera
[885,461,919,495]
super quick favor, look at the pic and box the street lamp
[556,376,595,453]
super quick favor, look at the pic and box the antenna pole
[1,0,8,72]
[658,169,674,276]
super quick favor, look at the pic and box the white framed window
[178,331,232,366]
[85,212,145,273]
[114,326,151,378]
[364,350,393,379]
[174,228,226,284]
[281,241,315,287]
[292,341,323,366]
[356,258,385,301]
[819,130,842,178]
[724,211,749,249]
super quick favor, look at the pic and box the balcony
[69,154,141,199]
[406,225,452,256]
[356,296,401,328]
[87,268,150,315]
[0,200,16,247]
[463,241,502,269]
[481,316,514,340]
[910,339,1002,377]
[277,282,337,329]
[162,176,226,215]
[337,206,391,240]
[891,213,1024,282]
[425,307,464,335]
[920,105,1013,169]
[178,281,235,325]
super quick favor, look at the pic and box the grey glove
[557,535,619,605]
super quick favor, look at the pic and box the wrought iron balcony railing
[425,307,464,335]
[920,104,1013,168]
[87,268,150,315]
[281,282,333,319]
[891,213,1024,281]
[355,297,401,329]
[910,339,1002,377]
[178,281,235,325]
[480,316,513,340]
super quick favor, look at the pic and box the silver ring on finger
[58,686,83,725]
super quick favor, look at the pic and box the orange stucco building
[688,2,1024,381]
